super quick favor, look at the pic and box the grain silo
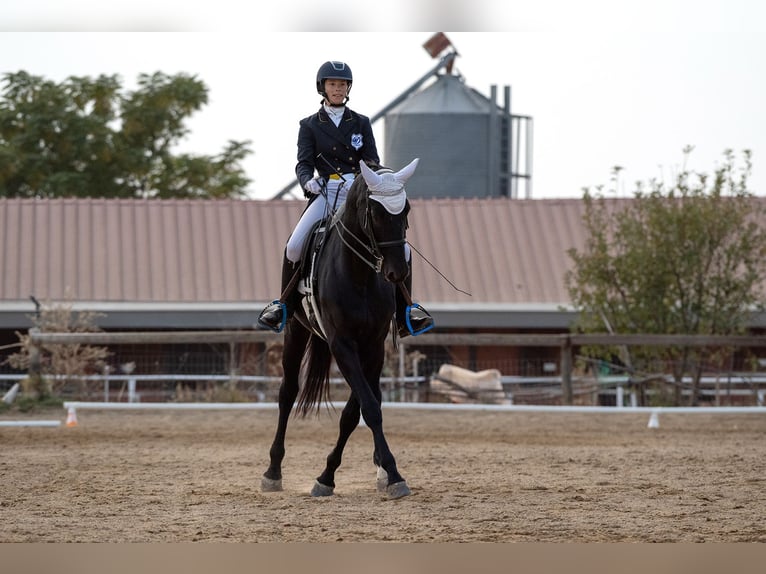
[382,38,532,200]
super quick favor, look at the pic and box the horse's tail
[296,333,333,417]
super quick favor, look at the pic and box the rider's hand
[304,178,324,195]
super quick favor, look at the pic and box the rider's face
[324,79,349,105]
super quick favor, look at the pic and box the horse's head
[347,158,419,283]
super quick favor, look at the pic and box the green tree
[0,71,251,199]
[565,148,766,405]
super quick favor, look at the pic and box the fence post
[103,365,111,402]
[561,336,573,405]
[128,377,137,403]
[28,327,45,398]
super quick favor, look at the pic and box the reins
[334,217,384,273]
[332,200,473,297]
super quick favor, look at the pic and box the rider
[256,60,434,338]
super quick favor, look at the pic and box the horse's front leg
[261,322,309,492]
[330,337,411,499]
[370,385,390,494]
[311,393,361,497]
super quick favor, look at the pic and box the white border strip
[62,401,766,414]
[59,401,766,430]
[0,420,61,427]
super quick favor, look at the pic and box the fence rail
[30,330,766,348]
[5,372,764,407]
[25,330,766,406]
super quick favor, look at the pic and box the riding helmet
[316,61,353,95]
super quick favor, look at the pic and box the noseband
[334,187,408,274]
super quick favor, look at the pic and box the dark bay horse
[261,158,420,499]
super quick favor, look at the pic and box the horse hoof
[261,477,283,492]
[386,480,411,499]
[310,480,335,497]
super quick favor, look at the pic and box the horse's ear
[359,160,383,188]
[394,158,419,183]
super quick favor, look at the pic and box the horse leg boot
[257,253,301,333]
[396,261,435,338]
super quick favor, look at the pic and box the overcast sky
[1,1,765,200]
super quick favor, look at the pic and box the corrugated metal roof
[0,196,589,310]
[0,197,303,304]
[411,197,586,305]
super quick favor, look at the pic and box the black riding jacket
[295,106,380,198]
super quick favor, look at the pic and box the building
[0,195,590,378]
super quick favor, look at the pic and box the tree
[565,148,766,405]
[0,71,252,199]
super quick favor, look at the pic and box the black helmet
[316,61,353,95]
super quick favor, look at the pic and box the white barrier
[432,364,509,405]
[63,401,766,429]
[0,420,61,427]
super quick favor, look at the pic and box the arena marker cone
[647,410,660,429]
[2,382,19,404]
[65,406,78,428]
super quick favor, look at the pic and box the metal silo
[384,73,530,199]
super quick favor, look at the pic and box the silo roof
[389,74,491,115]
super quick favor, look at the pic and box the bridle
[333,186,409,274]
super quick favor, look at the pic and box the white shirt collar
[323,104,345,126]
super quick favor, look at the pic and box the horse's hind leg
[262,322,309,492]
[311,394,361,497]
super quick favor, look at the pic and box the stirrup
[401,303,435,337]
[256,300,287,333]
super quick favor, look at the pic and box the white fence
[27,330,766,400]
[7,371,763,406]
[6,330,763,432]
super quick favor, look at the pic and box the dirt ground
[1,406,765,542]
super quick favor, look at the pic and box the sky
[1,1,765,200]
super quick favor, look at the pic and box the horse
[260,158,420,500]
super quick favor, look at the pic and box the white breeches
[285,177,411,264]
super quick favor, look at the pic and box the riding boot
[257,253,301,333]
[396,261,435,338]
